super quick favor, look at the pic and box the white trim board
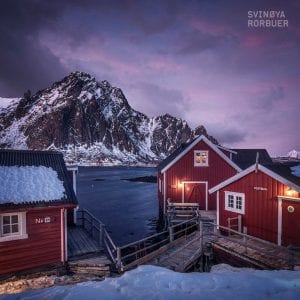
[209,164,300,194]
[161,135,242,173]
[181,181,208,211]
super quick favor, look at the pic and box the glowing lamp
[178,182,183,188]
[286,187,296,197]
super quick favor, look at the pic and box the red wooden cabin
[209,162,300,246]
[157,135,242,216]
[0,149,78,277]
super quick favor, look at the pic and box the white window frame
[224,191,245,214]
[0,212,28,242]
[194,150,209,167]
[159,178,162,193]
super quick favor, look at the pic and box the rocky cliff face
[0,72,217,165]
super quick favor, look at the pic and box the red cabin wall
[282,199,300,246]
[0,207,63,275]
[162,140,238,210]
[219,170,286,244]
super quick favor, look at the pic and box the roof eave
[209,164,300,194]
[161,135,242,173]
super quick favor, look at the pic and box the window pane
[3,216,10,225]
[12,224,19,233]
[3,225,10,234]
[236,196,242,210]
[195,153,201,164]
[201,153,207,164]
[11,215,18,224]
[228,195,234,208]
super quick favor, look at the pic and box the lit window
[225,192,245,214]
[194,151,209,167]
[0,212,28,242]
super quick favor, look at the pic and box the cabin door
[282,201,300,246]
[183,182,207,210]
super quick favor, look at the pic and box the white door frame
[182,181,208,211]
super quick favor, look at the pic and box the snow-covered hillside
[0,72,216,165]
[2,265,300,299]
[287,150,300,159]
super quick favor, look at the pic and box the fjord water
[77,167,158,246]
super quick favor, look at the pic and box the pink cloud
[189,19,231,35]
[241,35,269,48]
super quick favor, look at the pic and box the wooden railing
[116,217,200,271]
[76,209,300,271]
[210,223,300,270]
[76,209,117,264]
[227,215,242,235]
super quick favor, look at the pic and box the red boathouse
[157,135,242,215]
[0,149,78,277]
[209,163,300,246]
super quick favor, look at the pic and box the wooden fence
[76,209,300,272]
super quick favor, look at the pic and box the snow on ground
[2,265,300,299]
[291,165,300,177]
[0,166,65,203]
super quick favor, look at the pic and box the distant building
[0,149,78,277]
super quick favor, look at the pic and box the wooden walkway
[212,236,300,270]
[67,225,112,276]
[68,226,100,257]
[149,231,204,272]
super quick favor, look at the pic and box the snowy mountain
[0,72,217,165]
[287,149,300,159]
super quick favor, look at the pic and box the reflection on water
[77,166,158,246]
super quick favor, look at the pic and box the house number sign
[34,217,51,224]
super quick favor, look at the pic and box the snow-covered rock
[287,150,300,159]
[0,72,216,165]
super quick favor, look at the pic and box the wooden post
[99,223,104,249]
[243,226,247,254]
[199,220,203,250]
[117,247,122,271]
[227,218,231,236]
[169,226,174,242]
[82,210,85,229]
[238,215,242,233]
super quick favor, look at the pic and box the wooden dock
[149,231,203,272]
[68,226,100,257]
[67,210,115,277]
[212,236,300,270]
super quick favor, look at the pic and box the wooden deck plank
[68,226,100,258]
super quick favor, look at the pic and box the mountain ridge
[0,71,217,165]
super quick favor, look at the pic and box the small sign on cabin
[34,217,52,224]
[254,187,268,191]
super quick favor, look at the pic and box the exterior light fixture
[286,187,296,197]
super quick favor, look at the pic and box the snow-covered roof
[291,165,300,177]
[0,166,65,204]
[0,149,77,208]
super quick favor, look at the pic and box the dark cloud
[256,86,285,110]
[129,82,186,118]
[210,126,248,145]
[0,0,69,96]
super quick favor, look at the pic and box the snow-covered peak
[287,149,300,159]
[0,97,21,109]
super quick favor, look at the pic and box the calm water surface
[77,167,158,246]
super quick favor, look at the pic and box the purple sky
[0,0,299,156]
